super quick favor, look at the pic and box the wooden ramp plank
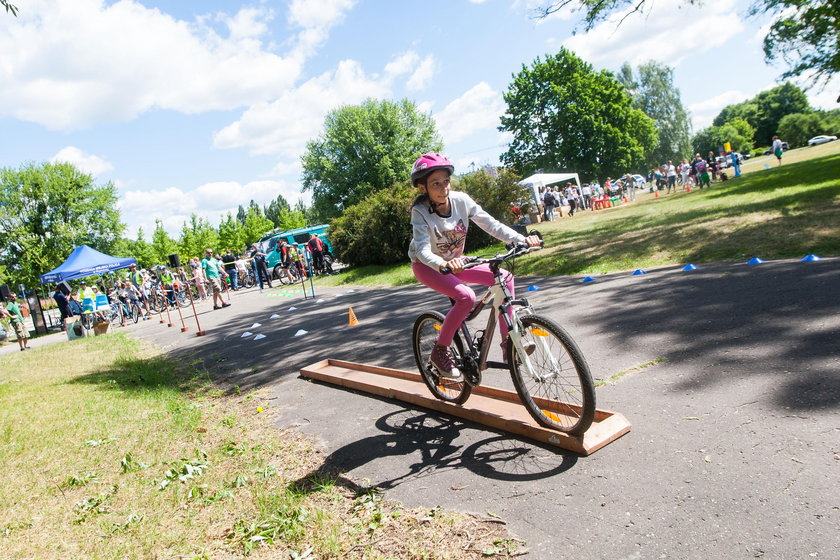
[300,359,631,455]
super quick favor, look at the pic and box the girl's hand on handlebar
[525,235,542,248]
[441,257,465,274]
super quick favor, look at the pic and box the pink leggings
[412,261,515,346]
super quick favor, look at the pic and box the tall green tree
[236,205,247,225]
[0,162,123,287]
[755,0,839,89]
[618,61,692,167]
[218,212,246,252]
[264,194,291,228]
[500,48,656,183]
[534,1,838,89]
[777,110,840,147]
[241,208,274,248]
[150,219,178,265]
[712,83,812,145]
[301,98,442,222]
[178,214,219,261]
[691,118,755,156]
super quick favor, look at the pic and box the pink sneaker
[430,344,461,379]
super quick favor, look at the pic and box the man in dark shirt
[53,287,72,325]
[221,249,238,290]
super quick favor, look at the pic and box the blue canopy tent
[39,245,137,284]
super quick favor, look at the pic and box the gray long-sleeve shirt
[408,190,526,270]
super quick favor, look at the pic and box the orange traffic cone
[348,307,359,327]
[686,184,692,192]
[654,191,659,198]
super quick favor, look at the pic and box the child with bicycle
[408,153,541,379]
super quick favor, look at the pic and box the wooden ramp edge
[300,358,631,456]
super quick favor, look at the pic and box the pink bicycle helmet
[411,153,454,184]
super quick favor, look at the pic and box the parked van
[261,224,334,277]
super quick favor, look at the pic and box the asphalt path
[84,259,840,558]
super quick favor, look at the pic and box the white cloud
[563,0,744,67]
[688,89,752,130]
[407,56,438,92]
[0,0,330,130]
[213,50,430,173]
[287,0,357,59]
[119,179,307,239]
[435,82,505,145]
[50,146,114,176]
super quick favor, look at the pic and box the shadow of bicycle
[298,408,578,492]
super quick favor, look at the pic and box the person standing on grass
[201,248,230,310]
[772,136,784,166]
[5,293,31,351]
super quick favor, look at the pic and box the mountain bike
[411,242,596,436]
[109,297,140,326]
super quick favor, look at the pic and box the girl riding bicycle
[408,153,541,380]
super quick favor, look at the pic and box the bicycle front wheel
[508,314,596,436]
[412,311,471,405]
[130,303,140,323]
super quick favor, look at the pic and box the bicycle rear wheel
[508,314,595,436]
[412,311,471,405]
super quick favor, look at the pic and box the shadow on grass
[67,349,212,396]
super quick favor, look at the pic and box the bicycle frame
[456,260,538,385]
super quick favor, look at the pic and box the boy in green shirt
[5,293,31,351]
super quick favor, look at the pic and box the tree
[241,208,274,248]
[534,1,838,90]
[1,1,17,16]
[178,214,219,261]
[236,204,247,225]
[713,83,812,145]
[329,184,415,267]
[150,219,178,265]
[618,61,692,168]
[218,212,246,252]
[692,118,756,155]
[500,48,656,183]
[756,0,839,89]
[0,162,123,288]
[458,169,532,252]
[777,110,840,147]
[264,194,291,228]
[301,98,442,223]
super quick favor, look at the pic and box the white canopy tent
[519,173,581,207]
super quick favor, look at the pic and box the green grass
[0,335,522,559]
[315,146,840,286]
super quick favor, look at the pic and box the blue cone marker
[682,264,698,271]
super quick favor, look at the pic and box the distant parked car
[807,135,838,146]
[631,174,647,188]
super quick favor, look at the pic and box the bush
[457,168,529,253]
[329,183,415,267]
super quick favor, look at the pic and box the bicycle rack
[300,359,631,455]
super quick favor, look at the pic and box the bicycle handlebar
[440,241,542,275]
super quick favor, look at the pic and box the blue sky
[1,0,836,241]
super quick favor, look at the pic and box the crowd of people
[532,149,753,223]
[45,235,331,331]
